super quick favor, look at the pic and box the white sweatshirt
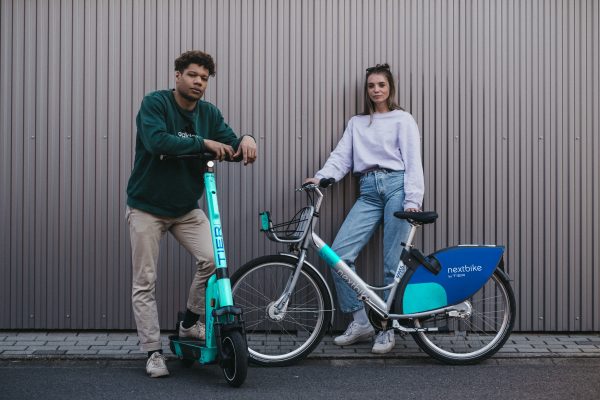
[314,109,425,210]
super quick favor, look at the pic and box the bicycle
[230,178,516,366]
[162,153,248,387]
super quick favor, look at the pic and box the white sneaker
[333,321,375,346]
[146,352,169,378]
[179,321,206,340]
[372,329,395,354]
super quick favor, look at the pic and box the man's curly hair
[174,50,216,76]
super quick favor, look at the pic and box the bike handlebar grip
[206,151,243,162]
[319,178,336,188]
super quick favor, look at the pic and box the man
[126,50,257,378]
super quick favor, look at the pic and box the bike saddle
[393,211,438,225]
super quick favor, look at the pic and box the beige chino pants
[126,206,215,352]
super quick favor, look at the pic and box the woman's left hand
[404,208,419,212]
[304,177,320,185]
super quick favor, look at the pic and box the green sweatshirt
[126,89,242,217]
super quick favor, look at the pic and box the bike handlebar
[319,178,336,188]
[299,178,336,191]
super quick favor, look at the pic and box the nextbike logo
[447,264,483,279]
[335,269,366,297]
[448,264,483,273]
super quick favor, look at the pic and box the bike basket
[259,206,314,243]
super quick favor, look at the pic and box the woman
[305,63,424,354]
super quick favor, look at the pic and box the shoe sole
[147,370,170,378]
[334,331,375,346]
[178,335,206,341]
[371,345,394,354]
[372,338,396,354]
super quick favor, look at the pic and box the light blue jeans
[330,170,411,314]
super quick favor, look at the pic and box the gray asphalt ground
[1,357,599,400]
[2,331,599,399]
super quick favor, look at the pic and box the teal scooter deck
[168,335,213,365]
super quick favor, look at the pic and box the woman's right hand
[303,177,320,185]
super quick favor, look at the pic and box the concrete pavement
[1,331,599,360]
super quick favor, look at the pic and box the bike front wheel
[411,269,516,364]
[230,254,332,367]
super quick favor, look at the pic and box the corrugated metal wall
[1,0,598,332]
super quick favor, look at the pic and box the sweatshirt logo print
[177,131,196,138]
[177,124,196,139]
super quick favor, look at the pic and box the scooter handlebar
[159,152,243,162]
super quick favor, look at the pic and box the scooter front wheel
[221,330,248,387]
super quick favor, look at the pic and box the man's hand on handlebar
[202,139,235,161]
[233,136,258,165]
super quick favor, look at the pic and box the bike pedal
[391,320,409,336]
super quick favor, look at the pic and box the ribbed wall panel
[0,0,598,331]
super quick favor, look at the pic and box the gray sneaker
[179,321,206,340]
[146,352,169,378]
[333,321,375,346]
[371,329,395,354]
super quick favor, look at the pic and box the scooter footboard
[396,245,505,314]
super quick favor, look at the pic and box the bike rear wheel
[412,269,516,364]
[230,255,332,366]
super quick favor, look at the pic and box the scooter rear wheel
[221,330,248,387]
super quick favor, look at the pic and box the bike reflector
[259,211,271,231]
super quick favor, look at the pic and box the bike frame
[271,186,474,332]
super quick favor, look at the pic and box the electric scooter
[160,153,248,387]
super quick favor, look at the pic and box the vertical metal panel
[593,0,600,333]
[0,0,598,332]
[581,0,594,331]
[10,0,24,328]
[542,0,552,328]
[0,0,12,327]
[37,3,49,327]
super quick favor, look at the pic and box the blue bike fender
[399,245,505,314]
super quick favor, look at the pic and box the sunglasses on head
[366,63,390,73]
